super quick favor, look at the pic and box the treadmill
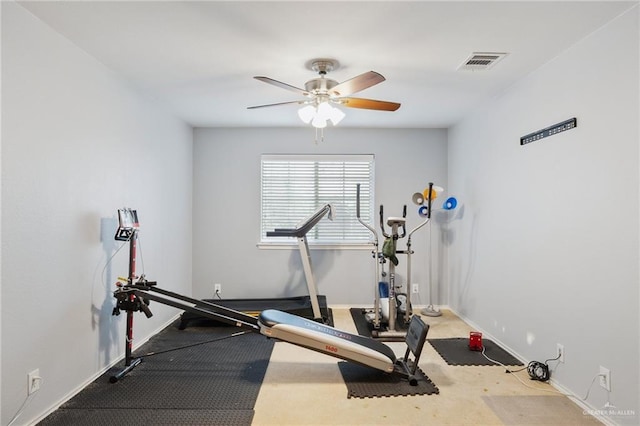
[179,204,335,329]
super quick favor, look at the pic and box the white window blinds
[260,154,374,245]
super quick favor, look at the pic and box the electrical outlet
[214,283,222,296]
[599,366,611,391]
[411,283,419,294]
[557,343,565,363]
[28,369,41,395]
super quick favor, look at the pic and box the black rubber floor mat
[38,408,254,426]
[428,338,523,366]
[349,308,407,342]
[180,297,334,328]
[38,321,274,425]
[183,308,334,328]
[338,362,439,399]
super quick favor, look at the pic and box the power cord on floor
[525,353,560,382]
[481,347,569,394]
[526,360,550,381]
[481,346,609,402]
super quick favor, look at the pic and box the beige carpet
[252,308,602,425]
[482,395,601,425]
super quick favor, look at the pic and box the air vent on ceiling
[458,52,508,71]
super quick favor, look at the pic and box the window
[260,154,374,246]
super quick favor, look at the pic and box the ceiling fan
[248,58,401,128]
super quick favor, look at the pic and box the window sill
[256,242,375,250]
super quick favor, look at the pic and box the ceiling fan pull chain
[314,126,325,145]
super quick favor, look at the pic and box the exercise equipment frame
[356,184,432,338]
[110,208,430,386]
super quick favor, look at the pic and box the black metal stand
[108,217,259,383]
[110,230,144,383]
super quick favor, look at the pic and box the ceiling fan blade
[254,76,309,96]
[247,100,305,109]
[329,71,385,97]
[339,97,401,111]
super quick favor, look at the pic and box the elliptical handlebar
[379,205,388,238]
[356,184,378,245]
[380,205,407,239]
[426,182,433,219]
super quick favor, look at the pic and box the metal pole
[125,230,138,365]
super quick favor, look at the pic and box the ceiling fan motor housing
[305,78,339,96]
[308,58,339,74]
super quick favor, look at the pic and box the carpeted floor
[38,321,275,426]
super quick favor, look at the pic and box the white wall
[193,128,449,307]
[448,6,639,424]
[1,3,193,425]
[0,3,3,422]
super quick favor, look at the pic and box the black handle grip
[379,205,388,237]
[140,302,153,318]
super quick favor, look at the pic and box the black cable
[482,343,556,382]
[505,365,529,373]
[522,353,560,382]
[544,354,561,364]
[139,330,248,358]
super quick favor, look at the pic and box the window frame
[258,154,375,249]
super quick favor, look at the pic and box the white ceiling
[18,1,636,128]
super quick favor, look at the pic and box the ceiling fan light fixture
[311,115,327,129]
[328,106,345,126]
[297,105,316,124]
[300,101,343,128]
[316,101,333,120]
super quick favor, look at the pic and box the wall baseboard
[28,313,181,425]
[330,304,443,310]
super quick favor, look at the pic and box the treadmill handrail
[266,204,334,238]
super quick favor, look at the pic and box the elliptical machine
[356,184,433,339]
